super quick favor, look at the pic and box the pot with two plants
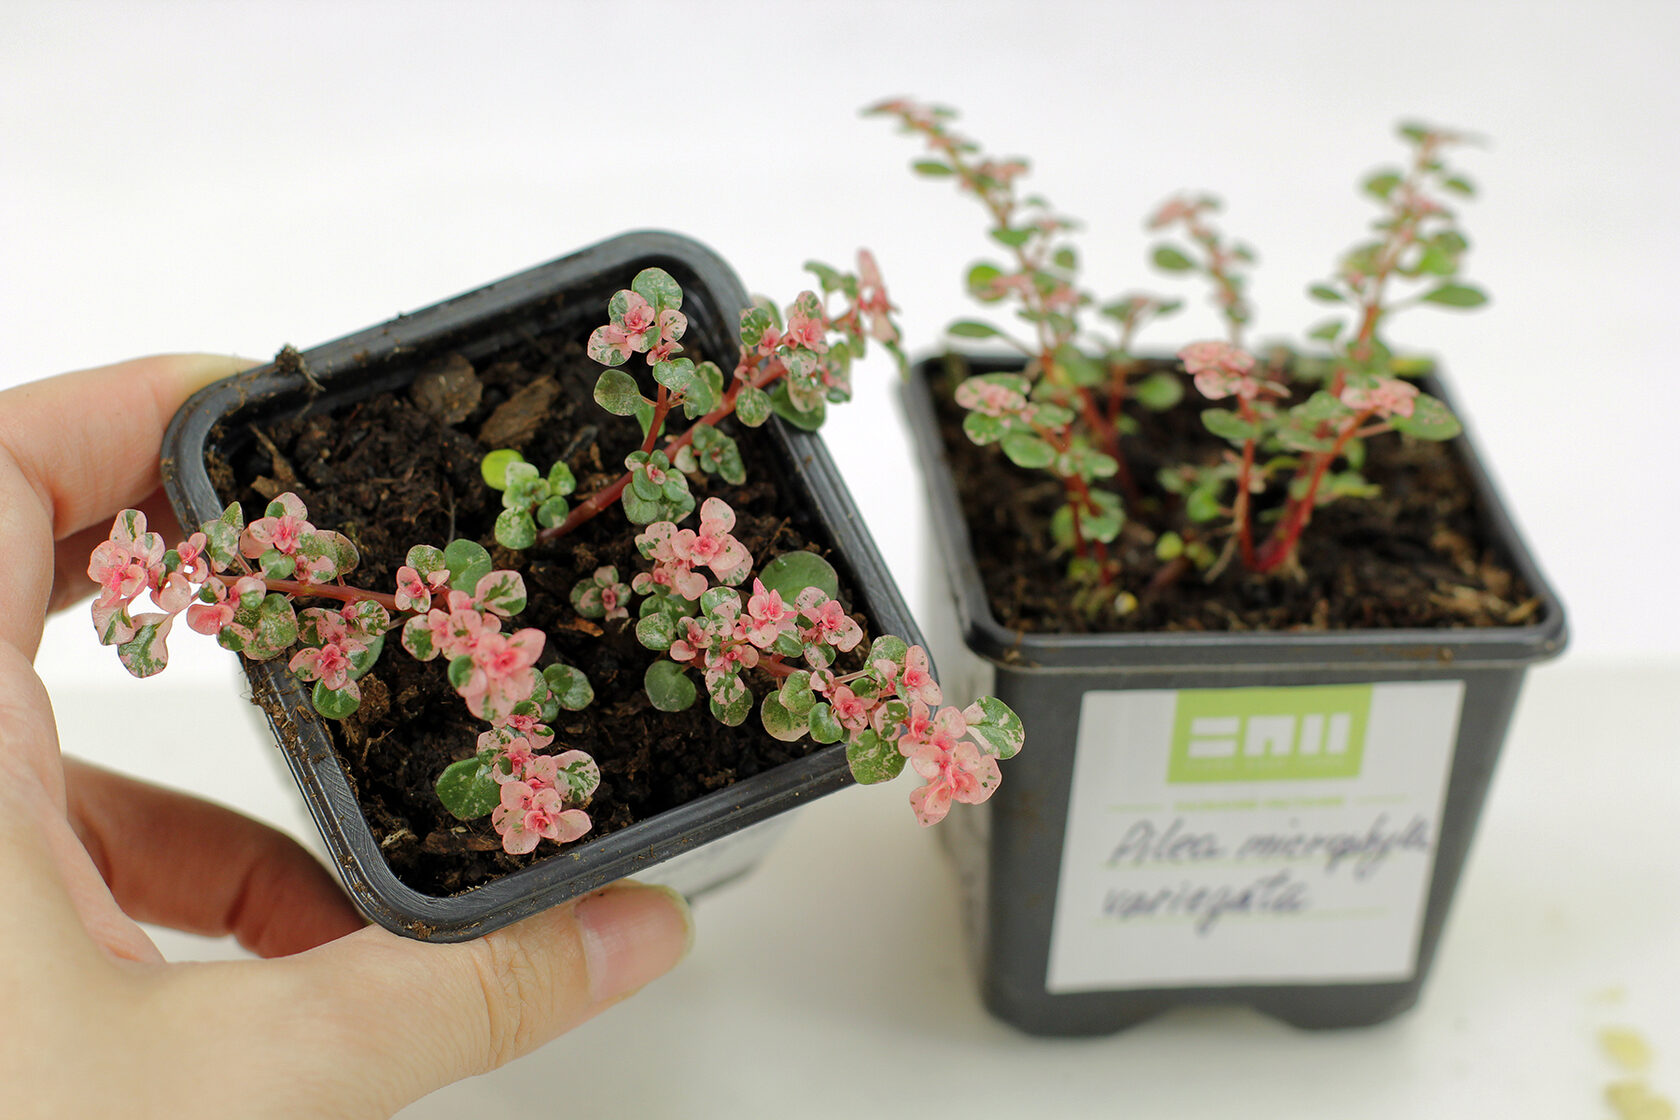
[88,231,1023,940]
[873,102,1567,1035]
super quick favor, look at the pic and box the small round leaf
[645,661,698,712]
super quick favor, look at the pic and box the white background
[4,0,1677,675]
[3,3,1677,1117]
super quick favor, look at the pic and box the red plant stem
[1334,142,1438,396]
[925,121,1132,498]
[1251,408,1376,573]
[641,385,674,455]
[260,577,400,612]
[929,124,1124,586]
[1026,415,1115,580]
[1071,383,1138,505]
[1186,220,1246,349]
[757,656,795,680]
[1231,399,1260,571]
[537,356,789,544]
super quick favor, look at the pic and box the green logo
[1167,684,1372,783]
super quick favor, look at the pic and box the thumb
[263,881,692,1116]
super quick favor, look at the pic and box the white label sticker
[1046,680,1463,993]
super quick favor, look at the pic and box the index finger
[0,354,258,656]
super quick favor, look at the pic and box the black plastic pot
[902,356,1567,1036]
[159,232,920,942]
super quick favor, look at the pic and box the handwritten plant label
[1046,680,1463,992]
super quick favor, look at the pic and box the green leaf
[989,226,1033,248]
[1053,344,1105,388]
[636,613,677,651]
[202,502,244,567]
[1293,390,1351,423]
[757,551,840,602]
[965,262,1005,301]
[760,694,810,742]
[1420,283,1488,309]
[401,614,435,660]
[1442,175,1475,197]
[947,320,1002,339]
[804,259,845,293]
[1000,430,1055,469]
[544,663,595,710]
[745,301,782,347]
[735,384,772,427]
[1308,284,1344,304]
[480,448,525,490]
[117,616,172,678]
[526,672,559,722]
[1186,485,1224,523]
[243,594,299,660]
[865,635,909,667]
[258,549,295,580]
[963,696,1024,759]
[494,509,537,550]
[1327,470,1379,499]
[443,539,492,592]
[1364,170,1403,200]
[1201,409,1260,445]
[808,703,845,744]
[709,684,752,726]
[1131,370,1183,412]
[621,488,664,525]
[311,680,361,720]
[593,368,644,416]
[347,635,383,680]
[447,655,474,692]
[912,160,954,177]
[405,544,445,577]
[436,757,500,820]
[652,357,696,395]
[535,496,570,529]
[769,383,826,431]
[632,267,683,312]
[1307,319,1345,343]
[1390,393,1462,441]
[698,587,740,616]
[1078,489,1125,543]
[474,570,527,616]
[777,671,817,717]
[547,462,576,496]
[846,731,907,785]
[685,362,722,416]
[1049,503,1076,549]
[961,411,1005,445]
[1152,245,1194,272]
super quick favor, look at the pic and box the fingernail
[575,882,694,1005]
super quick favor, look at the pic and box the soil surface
[929,356,1538,634]
[213,329,849,896]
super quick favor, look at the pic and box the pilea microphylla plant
[868,100,1485,600]
[91,256,1024,855]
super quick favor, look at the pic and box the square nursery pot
[159,231,920,942]
[901,355,1567,1036]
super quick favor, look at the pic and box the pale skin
[0,355,693,1119]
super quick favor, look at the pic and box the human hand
[0,356,693,1119]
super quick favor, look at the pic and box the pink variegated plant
[871,101,1484,591]
[95,259,1022,856]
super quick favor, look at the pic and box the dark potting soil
[211,334,849,896]
[930,356,1537,635]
